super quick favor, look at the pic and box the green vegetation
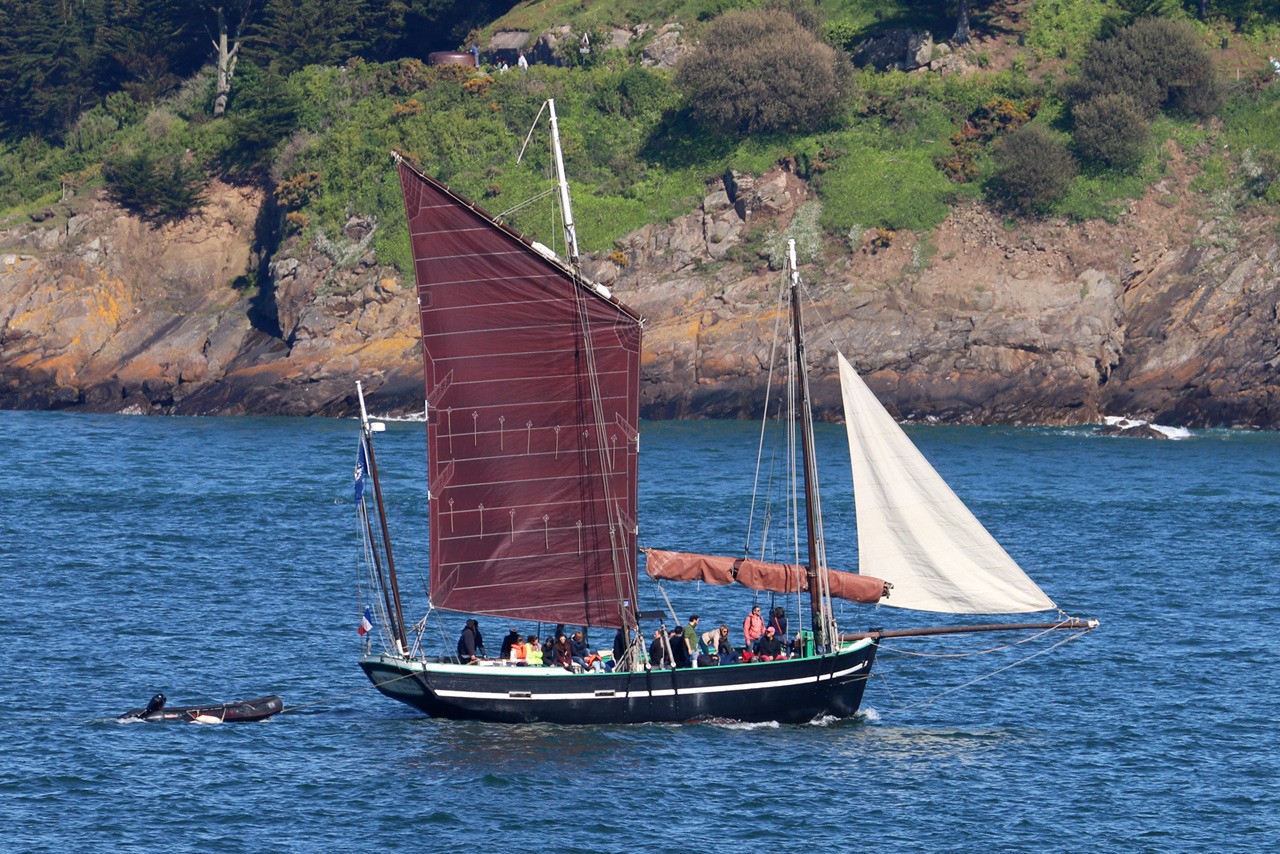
[1,0,1279,273]
[1073,93,1151,168]
[991,124,1078,213]
[1067,17,1222,118]
[674,8,847,135]
[103,149,208,223]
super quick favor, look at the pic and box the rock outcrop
[2,148,1278,427]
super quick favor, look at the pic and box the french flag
[358,607,373,636]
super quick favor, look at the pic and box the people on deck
[569,630,590,669]
[768,607,788,638]
[699,627,719,655]
[669,628,690,668]
[756,626,785,661]
[648,628,670,669]
[553,635,573,670]
[499,628,521,660]
[524,634,543,665]
[457,619,485,663]
[716,625,738,665]
[743,605,764,651]
[611,628,630,671]
[682,615,700,667]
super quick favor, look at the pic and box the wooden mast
[357,381,409,655]
[788,240,828,646]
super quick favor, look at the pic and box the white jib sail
[838,353,1055,614]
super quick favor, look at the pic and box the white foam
[1102,416,1191,440]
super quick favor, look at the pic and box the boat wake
[707,719,782,731]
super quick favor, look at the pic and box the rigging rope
[875,627,1095,716]
[877,623,1073,658]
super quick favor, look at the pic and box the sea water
[1,410,1277,851]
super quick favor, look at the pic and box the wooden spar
[842,619,1099,642]
[357,382,409,655]
[788,241,825,639]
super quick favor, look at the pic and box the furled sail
[838,353,1055,613]
[398,159,642,628]
[644,549,887,604]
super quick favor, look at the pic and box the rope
[877,627,1095,716]
[495,186,558,220]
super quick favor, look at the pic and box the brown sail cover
[398,160,642,628]
[735,558,808,594]
[643,549,736,585]
[644,549,887,604]
[825,569,890,604]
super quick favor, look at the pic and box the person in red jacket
[743,604,764,651]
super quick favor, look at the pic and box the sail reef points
[1,165,1277,428]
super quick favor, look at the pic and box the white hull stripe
[428,662,868,702]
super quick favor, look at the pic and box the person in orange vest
[743,604,764,651]
[510,635,528,664]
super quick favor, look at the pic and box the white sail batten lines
[838,353,1055,614]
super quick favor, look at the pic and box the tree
[991,124,1077,214]
[103,148,208,223]
[954,0,973,45]
[204,2,257,117]
[1067,18,1221,118]
[674,8,848,136]
[1072,93,1151,168]
[254,0,368,73]
[97,0,205,105]
[0,0,93,140]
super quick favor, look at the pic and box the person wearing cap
[743,604,764,651]
[757,625,785,661]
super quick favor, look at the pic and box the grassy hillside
[2,1,1278,279]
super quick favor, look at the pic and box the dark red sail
[397,159,642,628]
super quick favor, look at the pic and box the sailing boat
[353,100,1095,725]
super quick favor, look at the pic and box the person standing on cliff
[517,52,528,73]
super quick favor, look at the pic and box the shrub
[103,148,207,223]
[674,8,848,135]
[1072,93,1151,168]
[1067,18,1221,118]
[990,124,1077,213]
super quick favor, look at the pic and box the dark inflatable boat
[118,693,283,723]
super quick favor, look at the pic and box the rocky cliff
[2,146,1277,427]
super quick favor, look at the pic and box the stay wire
[878,623,1076,658]
[878,627,1095,716]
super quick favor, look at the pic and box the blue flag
[354,440,368,505]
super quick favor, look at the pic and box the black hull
[119,695,283,723]
[359,641,877,724]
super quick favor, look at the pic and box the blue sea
[2,410,1277,851]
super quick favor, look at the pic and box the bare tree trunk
[954,0,972,46]
[211,3,252,117]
